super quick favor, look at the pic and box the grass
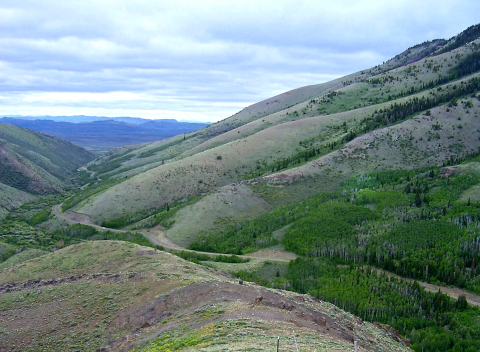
[76,63,480,228]
[75,89,480,249]
[0,241,218,351]
[0,182,35,219]
[0,240,411,352]
[166,183,272,246]
[0,248,47,270]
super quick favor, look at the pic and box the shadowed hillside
[0,124,94,217]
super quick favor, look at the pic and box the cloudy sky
[1,0,479,122]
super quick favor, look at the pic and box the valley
[52,199,480,308]
[0,117,210,154]
[2,24,480,351]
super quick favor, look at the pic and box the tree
[456,295,467,310]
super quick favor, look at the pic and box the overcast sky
[1,0,479,122]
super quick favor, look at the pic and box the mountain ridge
[72,38,480,228]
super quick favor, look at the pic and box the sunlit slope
[85,74,358,180]
[89,38,478,183]
[74,33,480,229]
[75,107,374,223]
[76,64,480,226]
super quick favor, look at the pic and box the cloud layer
[1,0,479,122]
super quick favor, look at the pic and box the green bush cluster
[174,250,249,264]
[0,222,160,255]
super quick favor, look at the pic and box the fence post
[276,336,280,352]
[354,340,359,352]
[293,335,299,352]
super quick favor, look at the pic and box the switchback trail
[53,204,480,306]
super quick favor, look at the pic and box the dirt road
[52,204,293,263]
[53,204,480,306]
[374,267,480,307]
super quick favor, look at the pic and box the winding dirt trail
[52,204,293,263]
[53,204,480,306]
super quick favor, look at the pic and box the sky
[1,1,479,123]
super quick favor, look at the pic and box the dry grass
[72,41,480,239]
[166,183,272,246]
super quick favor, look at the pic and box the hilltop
[0,241,410,351]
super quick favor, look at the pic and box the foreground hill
[0,124,94,218]
[0,241,411,352]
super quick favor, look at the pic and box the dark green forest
[191,157,480,351]
[288,258,479,352]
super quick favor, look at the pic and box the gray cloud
[0,0,479,122]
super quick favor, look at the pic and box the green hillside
[73,34,480,232]
[0,124,95,218]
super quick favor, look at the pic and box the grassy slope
[166,93,480,246]
[0,124,95,217]
[0,249,47,270]
[0,241,410,352]
[0,182,35,219]
[88,35,456,180]
[0,124,94,179]
[84,73,356,180]
[74,38,480,243]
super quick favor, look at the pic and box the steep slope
[0,124,95,217]
[84,31,474,185]
[434,23,480,55]
[165,88,480,245]
[73,37,480,229]
[0,241,411,352]
[83,72,363,180]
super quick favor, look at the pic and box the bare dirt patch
[140,225,183,250]
[246,248,297,262]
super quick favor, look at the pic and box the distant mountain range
[0,116,210,153]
